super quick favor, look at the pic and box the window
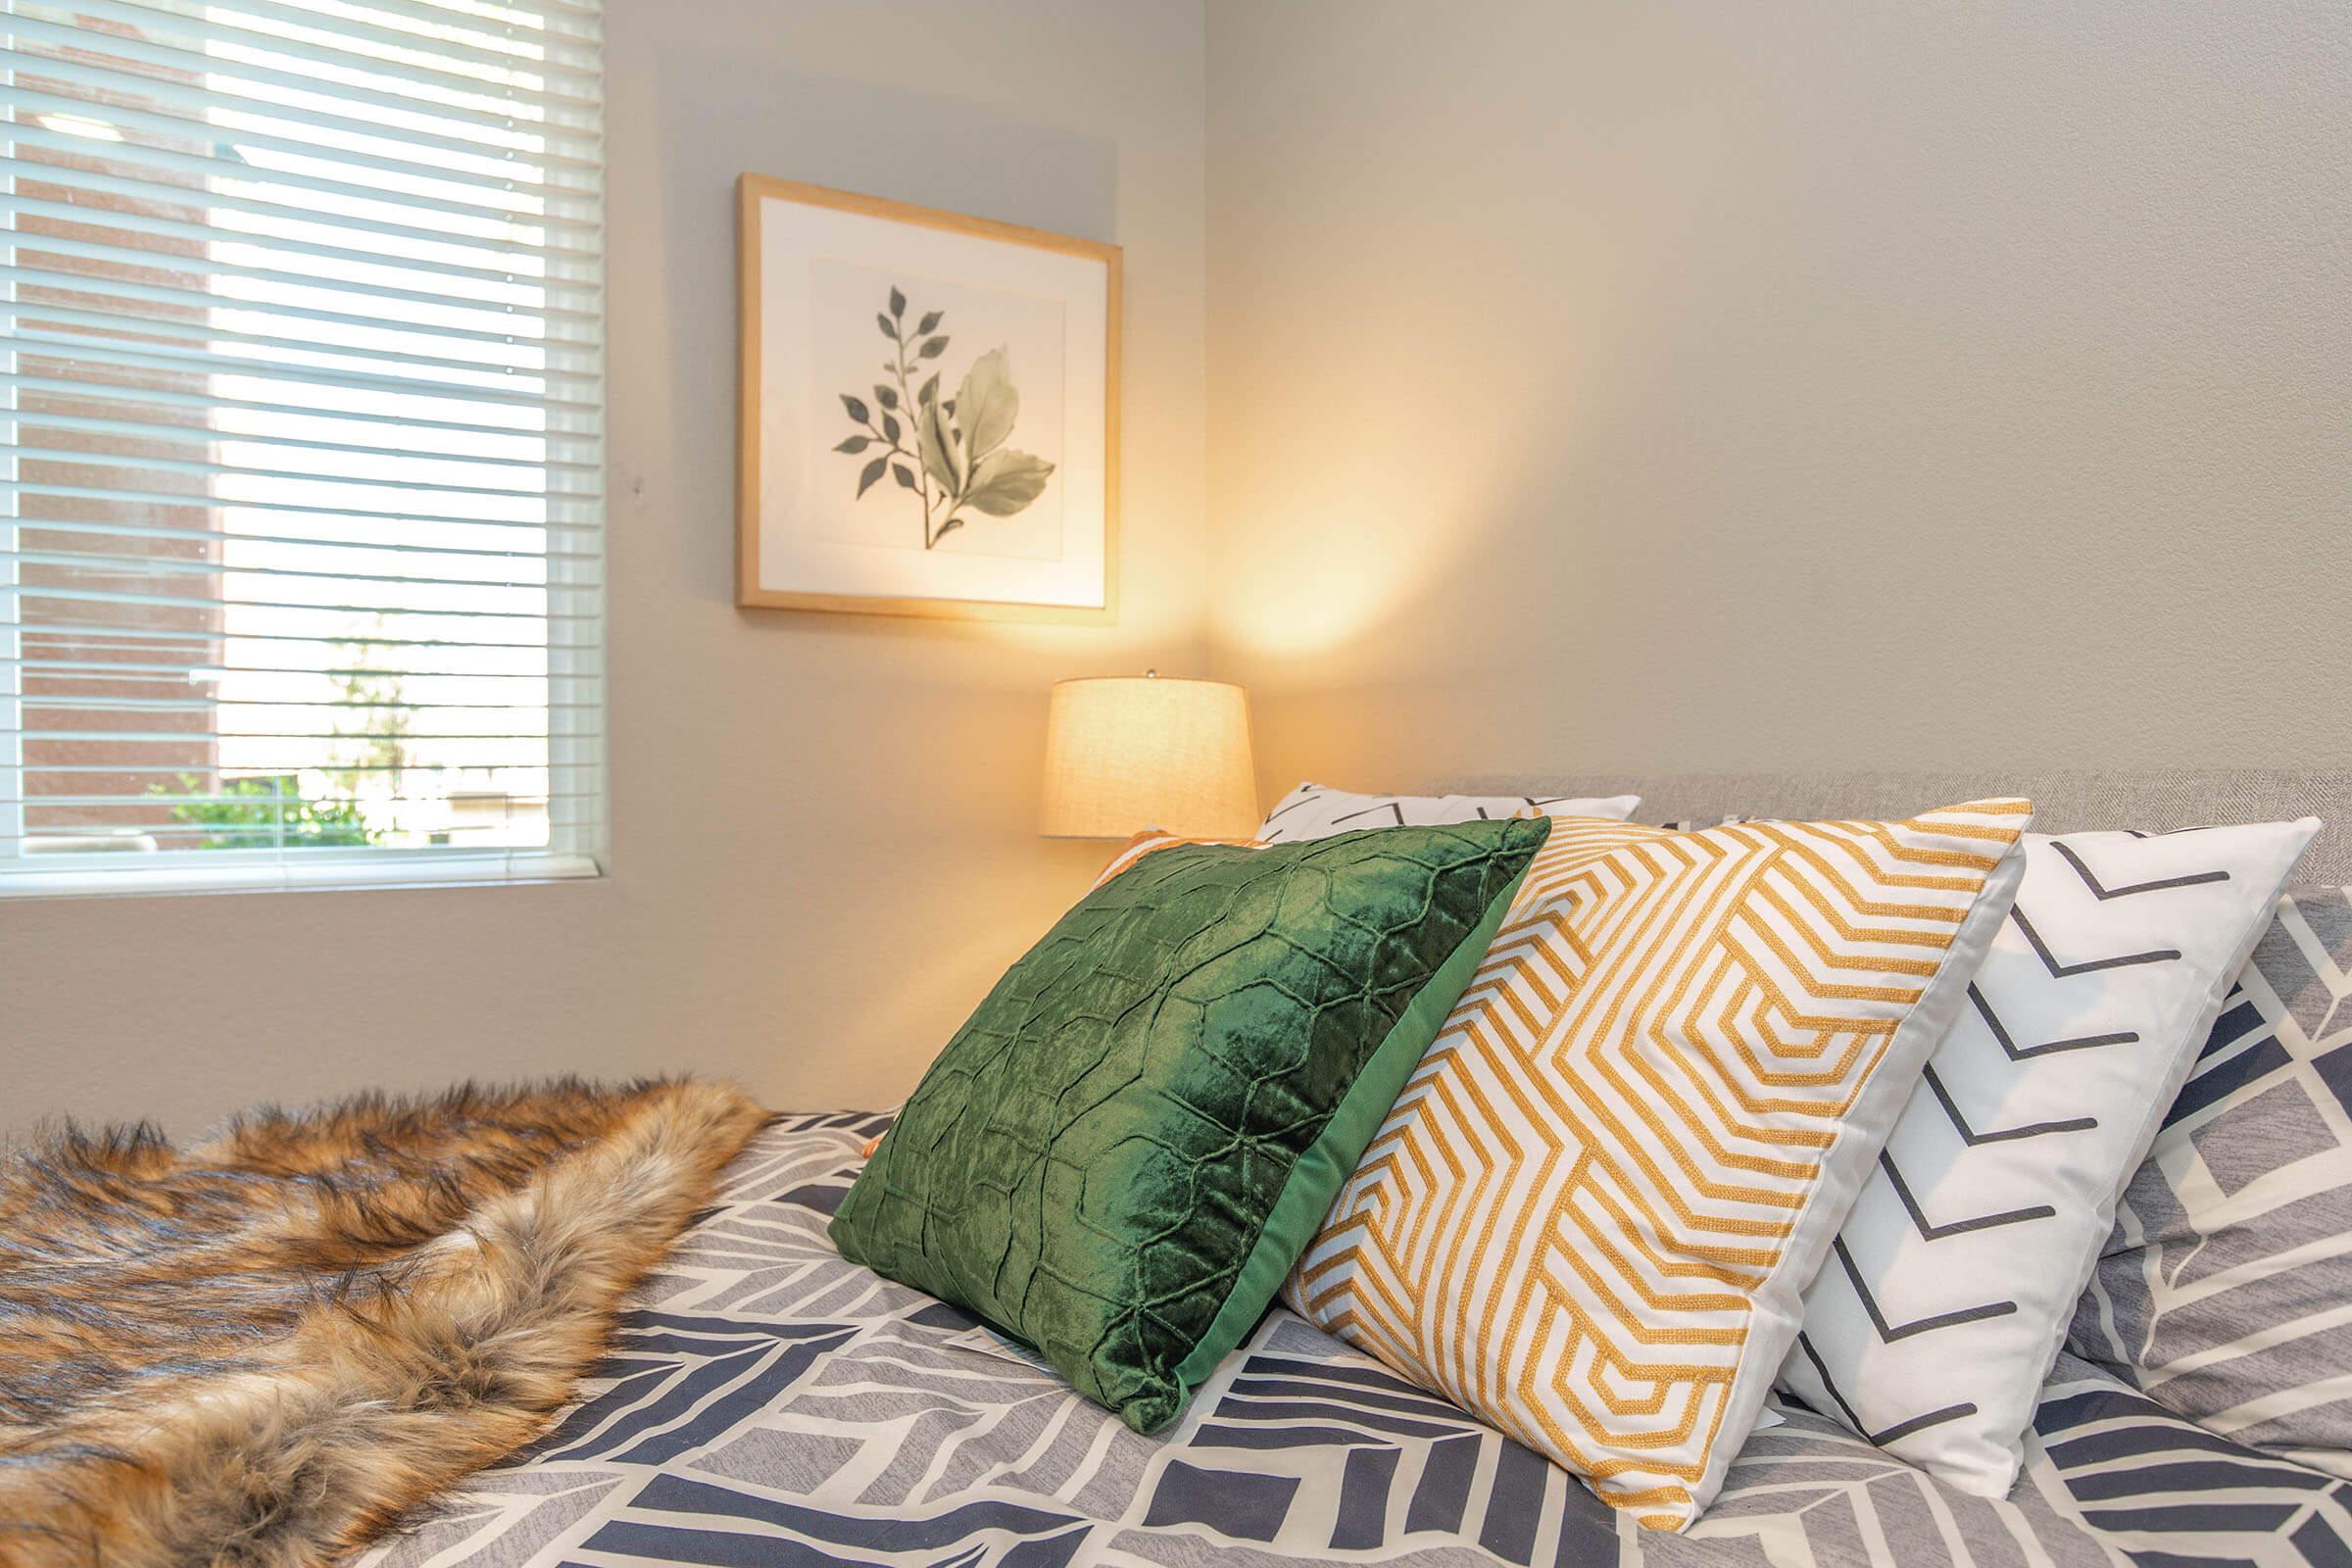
[0,0,604,896]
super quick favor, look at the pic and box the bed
[359,1111,2352,1568]
[345,770,2352,1567]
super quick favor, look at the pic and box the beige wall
[0,0,1209,1140]
[12,1,2350,1142]
[1204,1,2351,801]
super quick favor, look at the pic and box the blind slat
[163,0,603,75]
[10,312,595,396]
[18,731,596,750]
[0,372,604,445]
[6,448,599,505]
[0,51,605,174]
[1,16,604,146]
[19,583,587,621]
[11,799,597,822]
[225,0,608,47]
[389,0,605,44]
[21,728,597,747]
[29,0,603,90]
[13,411,596,475]
[1,341,602,416]
[1,122,605,236]
[20,760,599,775]
[8,481,588,532]
[236,0,605,59]
[0,83,601,204]
[8,792,602,808]
[0,192,602,297]
[0,262,605,354]
[2,150,603,260]
[15,666,579,686]
[12,624,600,653]
[4,829,592,848]
[0,859,604,900]
[15,551,598,595]
[19,516,599,559]
[27,700,597,719]
[5,440,600,501]
[4,219,602,323]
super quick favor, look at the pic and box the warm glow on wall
[1040,673,1258,839]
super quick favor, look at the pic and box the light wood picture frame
[737,175,1121,622]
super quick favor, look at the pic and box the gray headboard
[1430,769,2352,885]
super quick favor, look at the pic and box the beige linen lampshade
[1041,673,1258,839]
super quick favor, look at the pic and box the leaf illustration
[934,516,964,541]
[881,413,901,443]
[833,435,871,454]
[916,310,942,334]
[918,371,940,406]
[876,312,898,339]
[889,286,906,319]
[961,449,1054,516]
[840,393,870,424]
[918,393,965,496]
[956,347,1019,461]
[856,454,889,498]
[918,336,949,360]
[891,464,917,490]
[873,383,898,410]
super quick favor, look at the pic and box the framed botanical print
[736,174,1120,621]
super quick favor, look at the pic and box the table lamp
[1040,671,1258,839]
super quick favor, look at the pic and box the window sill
[0,851,604,902]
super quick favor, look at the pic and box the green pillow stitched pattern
[829,816,1550,1433]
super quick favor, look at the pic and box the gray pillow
[2070,885,2352,1476]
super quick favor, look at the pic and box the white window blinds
[0,0,605,896]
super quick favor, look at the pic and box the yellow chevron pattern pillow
[1283,802,2031,1530]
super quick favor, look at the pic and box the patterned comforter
[362,1115,2352,1568]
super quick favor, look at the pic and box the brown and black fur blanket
[0,1078,767,1568]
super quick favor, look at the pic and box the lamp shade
[1041,675,1258,839]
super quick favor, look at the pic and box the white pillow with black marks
[1780,818,2321,1496]
[1253,782,1640,844]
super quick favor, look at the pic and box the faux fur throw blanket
[0,1079,766,1568]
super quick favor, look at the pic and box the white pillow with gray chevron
[1254,781,1639,842]
[1779,818,2321,1497]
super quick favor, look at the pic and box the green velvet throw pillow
[830,816,1549,1433]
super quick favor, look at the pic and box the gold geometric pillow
[1283,802,2031,1530]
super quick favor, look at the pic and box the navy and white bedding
[362,1115,2352,1568]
